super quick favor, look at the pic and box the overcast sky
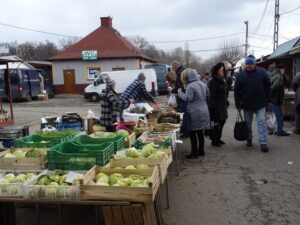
[0,0,299,60]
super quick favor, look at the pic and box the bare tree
[59,37,81,50]
[217,39,244,66]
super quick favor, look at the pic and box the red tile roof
[49,17,156,62]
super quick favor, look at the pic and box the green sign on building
[82,50,98,60]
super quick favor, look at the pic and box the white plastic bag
[86,109,98,119]
[265,112,277,133]
[167,94,177,108]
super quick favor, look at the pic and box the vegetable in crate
[117,129,129,138]
[0,172,36,184]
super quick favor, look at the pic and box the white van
[84,69,157,102]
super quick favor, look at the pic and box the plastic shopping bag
[265,112,277,133]
[167,94,177,108]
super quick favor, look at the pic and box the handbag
[204,121,215,140]
[265,112,277,133]
[234,111,248,141]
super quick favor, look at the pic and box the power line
[280,6,300,15]
[191,45,244,53]
[254,0,270,33]
[150,32,245,43]
[0,22,80,39]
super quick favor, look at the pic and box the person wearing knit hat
[234,55,272,153]
[100,77,133,131]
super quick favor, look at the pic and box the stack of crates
[47,142,114,170]
[72,135,125,153]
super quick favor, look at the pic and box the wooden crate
[109,155,171,184]
[125,132,136,148]
[80,165,160,203]
[0,148,46,170]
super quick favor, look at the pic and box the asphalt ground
[1,92,300,225]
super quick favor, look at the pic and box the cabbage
[136,164,149,170]
[125,165,136,170]
[140,143,156,157]
[125,148,140,158]
[4,153,15,158]
[26,173,36,180]
[95,172,109,183]
[116,178,131,186]
[14,150,25,158]
[109,173,124,185]
[96,181,109,186]
[117,130,129,138]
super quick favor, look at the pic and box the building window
[88,68,101,80]
[112,67,125,71]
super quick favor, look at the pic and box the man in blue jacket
[234,55,272,152]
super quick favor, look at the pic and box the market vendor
[119,73,158,121]
[100,78,134,131]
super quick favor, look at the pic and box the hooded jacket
[270,69,285,105]
[178,69,210,130]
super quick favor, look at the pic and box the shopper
[234,55,272,152]
[292,71,300,134]
[178,68,210,158]
[100,78,133,131]
[271,64,289,136]
[208,62,228,147]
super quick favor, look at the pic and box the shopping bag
[234,112,248,141]
[265,112,277,133]
[167,93,177,108]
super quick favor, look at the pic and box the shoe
[185,154,198,159]
[276,131,290,136]
[211,141,221,147]
[261,144,269,153]
[246,140,253,147]
[218,140,226,145]
[180,134,189,139]
[268,131,274,135]
[293,129,300,134]
[198,151,205,157]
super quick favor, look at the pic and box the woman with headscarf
[100,78,133,131]
[292,72,300,134]
[178,68,210,158]
[207,62,228,147]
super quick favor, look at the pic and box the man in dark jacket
[234,55,272,152]
[271,64,289,136]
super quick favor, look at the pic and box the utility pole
[244,21,249,57]
[273,0,280,51]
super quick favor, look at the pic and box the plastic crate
[47,142,114,170]
[14,134,74,148]
[133,132,173,149]
[0,126,29,141]
[57,122,83,131]
[73,135,125,153]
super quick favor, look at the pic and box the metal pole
[273,0,280,51]
[244,21,249,57]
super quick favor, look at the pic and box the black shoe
[261,144,269,153]
[293,129,300,134]
[276,131,290,136]
[246,140,253,147]
[268,131,274,135]
[211,141,221,147]
[218,140,226,145]
[180,134,189,139]
[198,151,205,157]
[185,154,198,159]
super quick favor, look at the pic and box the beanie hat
[105,78,116,87]
[245,55,256,65]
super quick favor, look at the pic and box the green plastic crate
[14,134,75,148]
[47,142,114,170]
[72,135,125,153]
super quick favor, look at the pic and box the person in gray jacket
[178,68,210,158]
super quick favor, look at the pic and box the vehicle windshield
[145,64,168,82]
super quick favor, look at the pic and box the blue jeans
[272,104,284,134]
[244,107,267,145]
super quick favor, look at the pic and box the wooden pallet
[80,166,160,203]
[0,148,46,170]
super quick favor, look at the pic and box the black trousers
[211,120,226,143]
[189,130,204,155]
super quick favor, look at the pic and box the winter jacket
[292,72,300,112]
[178,69,210,131]
[234,67,271,111]
[208,76,228,122]
[270,69,285,105]
[100,88,129,127]
[120,79,154,103]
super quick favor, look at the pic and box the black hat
[211,62,225,76]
